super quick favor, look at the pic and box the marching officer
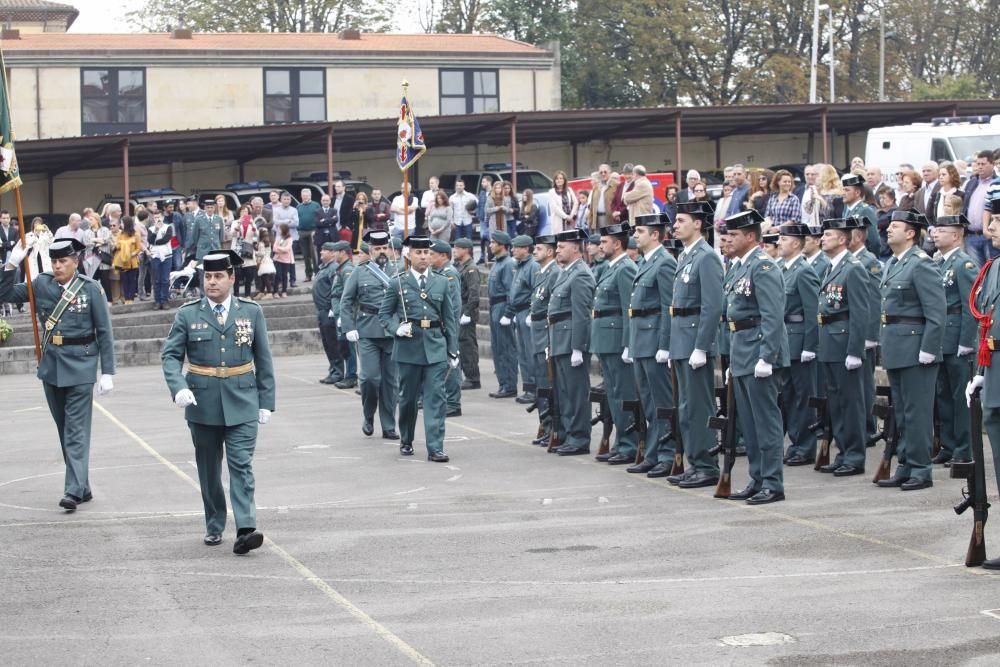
[507,235,538,403]
[667,201,724,488]
[877,209,945,491]
[847,219,882,445]
[587,233,607,281]
[841,173,881,255]
[453,238,481,390]
[430,239,463,417]
[1,238,115,511]
[816,217,870,477]
[528,234,561,445]
[776,224,821,466]
[590,223,639,464]
[329,241,357,389]
[548,229,596,455]
[723,210,790,504]
[378,237,460,462]
[625,212,677,477]
[488,231,518,398]
[314,241,343,384]
[340,230,399,440]
[162,249,275,553]
[932,215,978,465]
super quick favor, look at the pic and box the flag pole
[13,187,41,362]
[402,79,410,242]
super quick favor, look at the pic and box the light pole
[810,0,820,103]
[879,7,885,101]
[821,4,834,103]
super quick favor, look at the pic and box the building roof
[0,0,78,27]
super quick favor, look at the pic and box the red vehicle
[568,172,677,211]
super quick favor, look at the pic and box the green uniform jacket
[591,257,607,284]
[547,259,595,356]
[505,257,538,319]
[725,251,789,376]
[844,201,881,256]
[436,263,462,316]
[878,245,945,369]
[975,259,1000,408]
[806,252,831,281]
[161,296,276,426]
[628,246,675,358]
[719,260,736,356]
[529,262,561,353]
[0,270,115,386]
[670,238,724,359]
[938,249,979,354]
[313,260,336,317]
[488,254,514,320]
[190,212,225,261]
[817,252,869,362]
[783,256,820,358]
[330,260,354,320]
[590,254,636,354]
[854,248,883,342]
[456,259,480,323]
[340,261,394,339]
[378,270,458,364]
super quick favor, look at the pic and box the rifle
[622,396,647,465]
[590,388,613,457]
[932,400,942,458]
[545,355,562,453]
[951,389,989,567]
[808,396,831,470]
[524,383,546,441]
[655,364,685,475]
[708,379,737,498]
[871,385,897,483]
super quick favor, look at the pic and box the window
[264,68,326,124]
[81,68,145,135]
[439,69,499,115]
[931,139,951,163]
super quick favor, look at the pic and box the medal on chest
[825,284,843,306]
[735,276,752,297]
[234,318,253,346]
[681,264,692,284]
[943,269,955,287]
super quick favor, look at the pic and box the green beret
[360,242,370,253]
[627,237,637,249]
[320,242,339,251]
[390,237,403,249]
[588,233,601,244]
[491,231,511,245]
[511,235,534,248]
[430,239,452,254]
[453,238,474,249]
[331,240,351,252]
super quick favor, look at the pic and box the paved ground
[2,354,1000,666]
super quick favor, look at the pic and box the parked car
[224,180,285,207]
[279,175,373,203]
[97,187,185,216]
[439,163,554,232]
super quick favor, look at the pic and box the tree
[432,0,484,33]
[127,0,394,33]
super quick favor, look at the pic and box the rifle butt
[713,472,731,499]
[671,453,684,476]
[932,433,942,458]
[967,521,987,567]
[535,424,546,440]
[813,439,830,471]
[597,435,610,457]
[634,440,645,465]
[547,431,560,453]
[871,458,891,483]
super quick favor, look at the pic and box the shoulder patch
[870,265,881,274]
[447,276,455,281]
[237,296,259,306]
[761,262,771,271]
[915,249,929,259]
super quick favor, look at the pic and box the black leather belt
[947,306,962,315]
[784,313,804,323]
[404,319,442,329]
[817,312,849,325]
[50,334,95,347]
[670,306,701,317]
[592,308,622,319]
[881,314,926,325]
[728,318,760,332]
[360,304,380,315]
[530,312,548,322]
[513,303,530,313]
[490,296,508,305]
[628,307,659,318]
[548,312,572,324]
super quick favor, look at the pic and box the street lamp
[821,4,834,103]
[810,2,834,103]
[878,5,897,102]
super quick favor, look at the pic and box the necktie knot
[214,304,225,325]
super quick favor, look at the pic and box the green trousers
[514,311,535,391]
[735,371,785,493]
[597,353,638,458]
[982,408,1000,497]
[823,361,867,470]
[398,360,447,454]
[459,321,480,383]
[533,351,552,431]
[675,358,719,475]
[188,421,258,535]
[781,360,817,459]
[553,353,591,449]
[936,353,973,460]
[889,364,938,482]
[633,357,675,464]
[43,382,94,500]
[358,337,398,434]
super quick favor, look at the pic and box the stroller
[169,260,198,300]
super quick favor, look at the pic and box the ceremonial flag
[396,95,426,171]
[0,49,21,195]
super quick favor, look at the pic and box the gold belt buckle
[668,306,675,316]
[420,319,432,329]
[816,314,824,325]
[880,312,887,324]
[728,321,736,332]
[52,335,63,346]
[628,308,634,317]
[592,309,597,319]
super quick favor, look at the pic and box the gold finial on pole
[402,79,409,94]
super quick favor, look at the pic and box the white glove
[258,409,271,425]
[337,317,342,328]
[5,241,29,269]
[571,349,584,367]
[864,339,878,350]
[449,355,460,369]
[845,355,863,371]
[800,350,816,363]
[174,388,197,407]
[460,314,471,325]
[725,367,732,383]
[621,347,633,364]
[499,316,512,326]
[918,350,936,365]
[958,345,975,357]
[967,374,985,406]
[396,322,414,338]
[346,330,360,342]
[655,349,670,364]
[96,374,114,396]
[754,359,773,378]
[689,348,707,369]
[328,309,335,318]
[544,346,550,360]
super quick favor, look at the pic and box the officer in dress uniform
[528,234,561,445]
[453,238,481,390]
[876,209,945,491]
[667,203,724,489]
[548,229,596,455]
[314,241,342,384]
[588,233,607,282]
[776,224,821,466]
[723,210,790,504]
[507,235,538,403]
[328,241,357,389]
[340,231,399,440]
[842,173,882,255]
[589,223,639,464]
[430,239,463,417]
[804,225,832,277]
[847,220,883,445]
[624,213,678,477]
[378,237,459,462]
[0,238,115,511]
[488,231,518,398]
[932,215,978,465]
[816,217,871,477]
[162,250,275,553]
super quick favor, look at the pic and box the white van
[865,116,1000,186]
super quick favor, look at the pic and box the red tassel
[970,259,994,368]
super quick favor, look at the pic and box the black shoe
[833,464,864,477]
[946,458,969,469]
[595,451,614,462]
[901,478,933,491]
[461,380,481,390]
[627,461,657,474]
[515,392,536,404]
[446,408,462,417]
[320,376,337,384]
[667,469,694,486]
[428,451,450,463]
[204,533,222,546]
[334,378,358,389]
[735,445,747,456]
[400,443,414,456]
[607,453,634,465]
[233,530,264,555]
[489,389,517,399]
[416,401,423,410]
[362,419,374,436]
[355,389,362,396]
[982,557,1000,570]
[646,463,671,478]
[785,454,814,466]
[747,489,785,505]
[818,463,840,474]
[532,434,550,446]
[382,430,400,440]
[866,432,882,447]
[81,492,93,503]
[58,494,80,511]
[931,452,952,465]
[556,445,590,456]
[876,474,907,488]
[678,471,719,489]
[728,484,758,501]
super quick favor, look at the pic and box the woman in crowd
[715,182,734,226]
[875,185,897,259]
[765,169,801,225]
[25,217,53,277]
[83,212,113,296]
[485,180,509,238]
[933,162,964,222]
[814,163,845,220]
[749,169,775,216]
[501,181,520,233]
[255,228,276,299]
[215,194,234,243]
[547,170,577,234]
[112,215,142,305]
[272,222,294,299]
[147,209,174,310]
[898,170,921,210]
[477,176,493,264]
[520,189,540,236]
[427,190,454,241]
[230,204,259,299]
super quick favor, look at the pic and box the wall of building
[10,67,80,139]
[147,68,264,131]
[328,67,438,121]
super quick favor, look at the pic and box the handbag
[239,240,256,259]
[99,250,114,265]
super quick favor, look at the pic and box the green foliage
[127,0,395,33]
[0,319,11,343]
[911,75,984,101]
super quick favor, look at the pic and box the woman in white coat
[546,170,577,234]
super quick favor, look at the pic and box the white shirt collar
[607,252,627,267]
[828,248,849,270]
[644,245,663,260]
[564,258,582,270]
[941,246,960,260]
[851,246,865,257]
[784,254,802,269]
[736,245,757,265]
[410,267,430,282]
[207,293,232,314]
[539,259,555,273]
[682,238,701,255]
[804,251,819,264]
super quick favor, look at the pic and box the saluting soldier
[548,229,596,455]
[314,241,343,384]
[430,239,463,417]
[378,237,459,462]
[1,238,115,511]
[528,234,561,445]
[816,217,871,476]
[488,231,518,398]
[932,215,978,465]
[625,213,677,476]
[776,224,821,466]
[847,219,883,445]
[877,209,945,490]
[507,235,539,403]
[667,202,724,488]
[162,250,275,553]
[590,223,639,464]
[453,238,481,390]
[340,230,399,440]
[723,210,790,503]
[328,241,357,389]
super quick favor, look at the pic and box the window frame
[80,67,147,135]
[438,68,500,115]
[263,67,327,124]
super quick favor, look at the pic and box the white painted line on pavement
[541,498,552,505]
[446,475,462,482]
[982,609,1000,621]
[394,487,428,496]
[12,406,43,413]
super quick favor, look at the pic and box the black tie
[419,275,426,290]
